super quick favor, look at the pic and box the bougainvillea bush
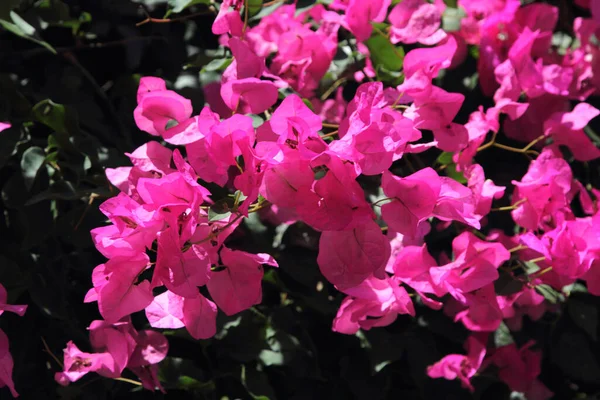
[3,0,600,398]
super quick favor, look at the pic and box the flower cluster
[0,283,27,397]
[39,0,600,397]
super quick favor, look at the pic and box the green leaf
[250,1,284,21]
[201,57,233,73]
[249,114,264,128]
[493,322,514,348]
[20,147,46,191]
[32,100,79,151]
[535,284,563,304]
[209,201,232,222]
[445,163,467,184]
[168,0,210,14]
[245,0,263,18]
[0,11,56,54]
[442,7,466,32]
[436,151,454,165]
[365,33,404,72]
[444,0,458,6]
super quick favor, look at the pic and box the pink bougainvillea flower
[381,168,441,237]
[503,94,568,144]
[145,290,185,330]
[181,292,218,340]
[297,154,374,231]
[344,0,391,42]
[465,164,506,218]
[431,232,510,302]
[212,0,243,37]
[0,329,18,397]
[125,142,174,176]
[220,78,279,115]
[206,246,277,316]
[224,37,266,81]
[453,284,503,331]
[0,285,27,317]
[127,330,168,392]
[403,35,457,79]
[393,244,446,298]
[0,122,11,132]
[332,276,415,334]
[134,77,193,137]
[427,334,488,392]
[57,341,119,384]
[317,219,391,290]
[85,254,154,323]
[491,342,553,400]
[389,0,447,45]
[433,177,481,229]
[153,227,211,298]
[0,284,26,398]
[543,102,600,161]
[270,94,323,139]
[511,148,574,231]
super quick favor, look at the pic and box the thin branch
[136,8,216,27]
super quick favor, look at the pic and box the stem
[532,266,553,278]
[491,198,527,212]
[243,0,249,35]
[491,135,545,156]
[320,77,347,101]
[371,197,394,207]
[508,244,527,253]
[528,256,548,264]
[322,122,339,129]
[391,91,405,108]
[136,9,215,27]
[320,130,338,138]
[41,337,64,368]
[262,0,286,6]
[476,131,498,152]
[521,135,546,152]
[115,377,143,386]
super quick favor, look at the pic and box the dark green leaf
[365,34,404,72]
[20,146,46,191]
[209,204,232,222]
[25,180,83,205]
[436,151,454,166]
[568,293,599,341]
[32,100,79,151]
[493,322,514,348]
[168,0,210,14]
[201,57,234,73]
[445,163,467,184]
[251,1,284,20]
[246,0,263,18]
[0,11,56,54]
